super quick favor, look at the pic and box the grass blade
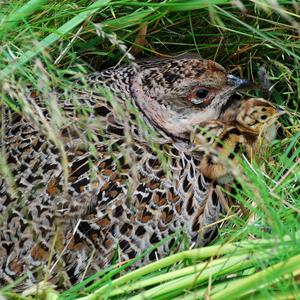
[0,0,111,77]
[211,253,300,300]
[0,0,48,37]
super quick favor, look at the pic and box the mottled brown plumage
[0,55,252,289]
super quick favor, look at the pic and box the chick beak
[226,75,255,90]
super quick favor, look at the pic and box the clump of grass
[0,0,299,299]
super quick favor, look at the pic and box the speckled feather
[0,56,249,289]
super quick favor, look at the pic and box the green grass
[0,0,299,299]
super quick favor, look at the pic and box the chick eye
[196,89,209,99]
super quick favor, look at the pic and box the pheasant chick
[191,98,282,183]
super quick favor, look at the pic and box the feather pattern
[0,56,252,288]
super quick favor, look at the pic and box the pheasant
[0,55,252,289]
[191,98,281,184]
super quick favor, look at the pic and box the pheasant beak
[276,106,286,116]
[226,75,255,90]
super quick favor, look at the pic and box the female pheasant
[0,55,251,289]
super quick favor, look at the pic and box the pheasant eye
[196,89,208,99]
[188,87,214,107]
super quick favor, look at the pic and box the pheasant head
[96,55,251,139]
[131,57,252,138]
[235,97,280,143]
